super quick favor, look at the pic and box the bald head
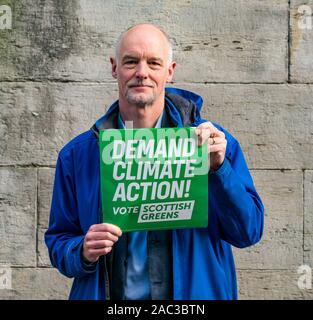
[115,24,173,65]
[110,23,176,115]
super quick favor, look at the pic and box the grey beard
[126,93,155,108]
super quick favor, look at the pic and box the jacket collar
[91,87,203,139]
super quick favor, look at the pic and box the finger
[85,231,119,242]
[195,122,225,140]
[85,240,115,250]
[195,124,210,137]
[89,223,122,237]
[89,247,113,255]
[198,129,211,146]
[209,141,227,153]
[207,122,225,138]
[195,122,211,132]
[208,137,224,145]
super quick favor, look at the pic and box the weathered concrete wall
[0,0,312,299]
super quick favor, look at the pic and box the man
[45,24,264,300]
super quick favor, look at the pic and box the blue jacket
[45,87,264,300]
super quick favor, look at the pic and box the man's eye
[125,60,136,65]
[149,61,160,66]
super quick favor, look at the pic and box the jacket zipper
[104,254,111,300]
[99,201,111,300]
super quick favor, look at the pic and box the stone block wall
[0,0,312,299]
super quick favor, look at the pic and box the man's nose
[135,62,148,79]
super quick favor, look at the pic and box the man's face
[111,26,176,108]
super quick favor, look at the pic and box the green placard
[99,127,208,232]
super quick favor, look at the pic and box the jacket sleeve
[209,137,264,248]
[45,155,97,278]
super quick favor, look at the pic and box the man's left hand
[195,122,227,171]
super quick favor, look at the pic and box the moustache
[128,83,154,88]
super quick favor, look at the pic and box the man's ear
[166,61,176,83]
[110,57,118,79]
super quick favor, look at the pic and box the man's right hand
[82,223,122,263]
